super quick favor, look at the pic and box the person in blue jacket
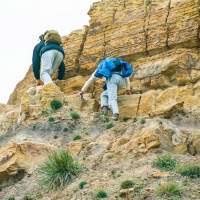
[78,58,133,121]
[32,33,66,86]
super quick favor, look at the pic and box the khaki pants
[40,50,63,84]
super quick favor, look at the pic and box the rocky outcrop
[0,138,54,182]
[6,0,200,120]
[0,1,200,198]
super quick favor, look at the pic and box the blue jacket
[94,58,133,78]
[32,42,66,80]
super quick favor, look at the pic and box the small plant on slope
[70,111,80,120]
[79,181,87,189]
[153,154,177,171]
[73,134,82,141]
[155,181,182,197]
[48,116,55,122]
[95,189,108,198]
[50,99,63,110]
[176,163,200,179]
[120,180,134,189]
[37,150,81,190]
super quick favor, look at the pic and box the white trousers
[40,50,63,84]
[100,74,124,114]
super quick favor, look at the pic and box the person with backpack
[32,30,66,86]
[78,58,133,121]
[32,34,45,86]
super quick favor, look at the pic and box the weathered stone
[118,94,141,118]
[138,90,159,117]
[146,0,170,55]
[65,93,99,113]
[172,130,188,154]
[149,102,184,118]
[168,0,199,48]
[0,104,19,135]
[19,83,64,121]
[61,27,89,79]
[119,188,134,198]
[67,142,83,156]
[152,171,171,178]
[0,140,55,181]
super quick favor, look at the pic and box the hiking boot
[102,106,108,115]
[110,113,119,121]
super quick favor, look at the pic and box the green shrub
[158,121,163,125]
[63,127,68,132]
[70,111,80,120]
[95,189,108,198]
[79,181,87,189]
[140,118,146,124]
[37,150,81,190]
[69,107,74,112]
[106,122,114,129]
[133,116,138,122]
[153,155,177,171]
[85,131,89,135]
[120,180,134,189]
[176,163,200,178]
[53,135,58,139]
[122,117,131,122]
[100,115,110,123]
[106,153,113,159]
[48,116,55,122]
[73,134,82,141]
[23,195,32,200]
[111,170,116,175]
[7,197,15,200]
[50,99,63,110]
[155,182,182,197]
[134,180,147,192]
[41,108,54,116]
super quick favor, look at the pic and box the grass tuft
[50,99,63,110]
[73,134,82,141]
[95,189,108,198]
[70,111,80,120]
[122,117,131,122]
[133,116,138,122]
[140,118,146,124]
[37,150,81,190]
[153,155,177,171]
[120,180,134,189]
[155,181,182,197]
[48,116,55,122]
[176,163,200,178]
[7,197,15,200]
[79,181,87,189]
[106,122,114,129]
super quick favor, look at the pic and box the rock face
[0,138,55,182]
[0,1,200,199]
[7,0,200,119]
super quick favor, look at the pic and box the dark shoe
[102,106,108,115]
[110,113,119,121]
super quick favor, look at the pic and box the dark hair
[39,34,44,41]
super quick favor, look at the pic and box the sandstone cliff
[0,0,200,199]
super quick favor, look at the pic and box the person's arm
[125,77,131,95]
[32,46,40,80]
[78,71,97,97]
[32,42,44,85]
[57,61,66,80]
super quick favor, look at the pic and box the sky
[0,0,96,104]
